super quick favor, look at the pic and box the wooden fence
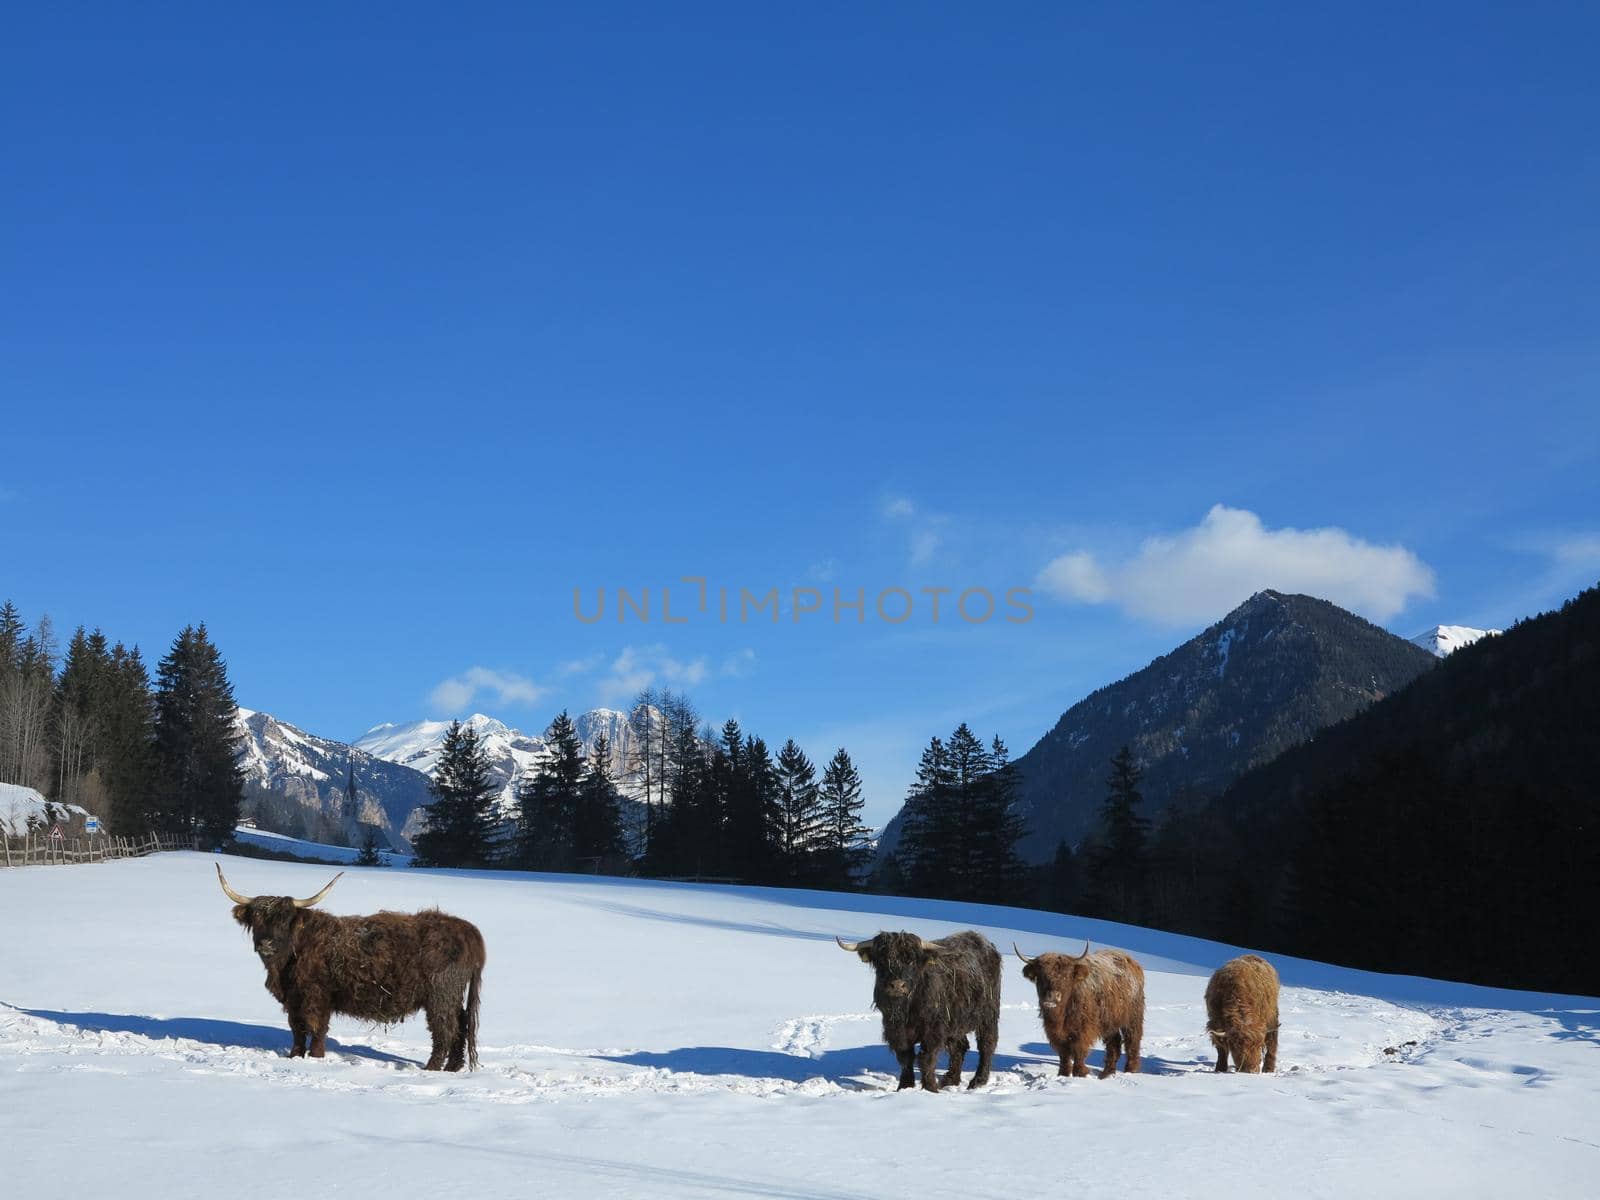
[0,831,196,868]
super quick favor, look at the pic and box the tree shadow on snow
[576,898,842,943]
[1016,1040,1200,1077]
[18,1007,417,1066]
[599,1041,1032,1088]
[1546,1009,1600,1047]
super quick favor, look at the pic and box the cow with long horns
[216,864,486,1071]
[1015,941,1144,1078]
[837,929,1001,1092]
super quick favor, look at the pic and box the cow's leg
[423,1005,457,1071]
[940,1035,967,1088]
[1263,1026,1279,1073]
[1099,1032,1123,1079]
[917,1039,942,1092]
[1124,1011,1143,1074]
[287,1012,308,1058]
[1069,1037,1092,1078]
[969,1016,997,1089]
[445,1004,469,1072]
[894,1045,916,1091]
[305,1004,330,1059]
[1213,1040,1230,1072]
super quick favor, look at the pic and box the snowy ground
[1,854,1596,1198]
[232,825,413,866]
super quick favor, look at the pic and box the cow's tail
[464,962,482,1071]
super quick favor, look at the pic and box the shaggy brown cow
[217,865,485,1071]
[1015,941,1144,1078]
[1205,954,1279,1073]
[837,930,1001,1092]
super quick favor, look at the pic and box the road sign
[86,817,101,834]
[49,824,64,841]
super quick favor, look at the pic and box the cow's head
[1014,941,1091,1012]
[837,931,945,1012]
[216,864,341,967]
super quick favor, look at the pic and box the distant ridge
[879,590,1436,864]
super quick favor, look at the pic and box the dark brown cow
[1015,941,1145,1078]
[837,929,1001,1092]
[1205,954,1280,1073]
[217,865,485,1071]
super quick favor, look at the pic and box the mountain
[880,590,1437,864]
[1179,584,1600,994]
[234,708,431,850]
[354,708,639,813]
[1410,624,1499,657]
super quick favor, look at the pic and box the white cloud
[721,648,758,678]
[430,667,546,713]
[1036,505,1435,625]
[555,653,605,677]
[909,529,941,566]
[1036,551,1110,603]
[596,645,710,703]
[882,492,948,567]
[594,644,758,702]
[1550,533,1600,568]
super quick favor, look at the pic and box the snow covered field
[2,854,1595,1198]
[231,825,413,866]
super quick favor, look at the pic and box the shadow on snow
[599,1041,1033,1087]
[17,1007,417,1066]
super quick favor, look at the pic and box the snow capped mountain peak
[353,708,640,810]
[1410,625,1499,658]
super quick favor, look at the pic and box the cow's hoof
[967,1076,989,1090]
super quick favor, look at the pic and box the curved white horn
[292,872,343,909]
[1014,943,1035,965]
[836,935,864,952]
[1074,939,1091,960]
[919,938,943,954]
[216,863,253,905]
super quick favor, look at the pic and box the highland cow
[1204,954,1279,1073]
[837,930,1001,1092]
[216,865,485,1071]
[1015,941,1144,1078]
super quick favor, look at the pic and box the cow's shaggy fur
[1204,954,1279,1073]
[227,886,485,1071]
[1019,944,1145,1078]
[846,930,1002,1092]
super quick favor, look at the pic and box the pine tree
[966,735,1027,903]
[898,735,953,896]
[412,720,501,868]
[773,738,823,882]
[356,827,384,867]
[53,627,114,808]
[101,644,154,835]
[1041,839,1080,913]
[1089,745,1149,922]
[816,747,871,890]
[513,711,586,870]
[0,601,23,673]
[152,624,243,845]
[575,732,625,865]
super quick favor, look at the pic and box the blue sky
[4,3,1597,823]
